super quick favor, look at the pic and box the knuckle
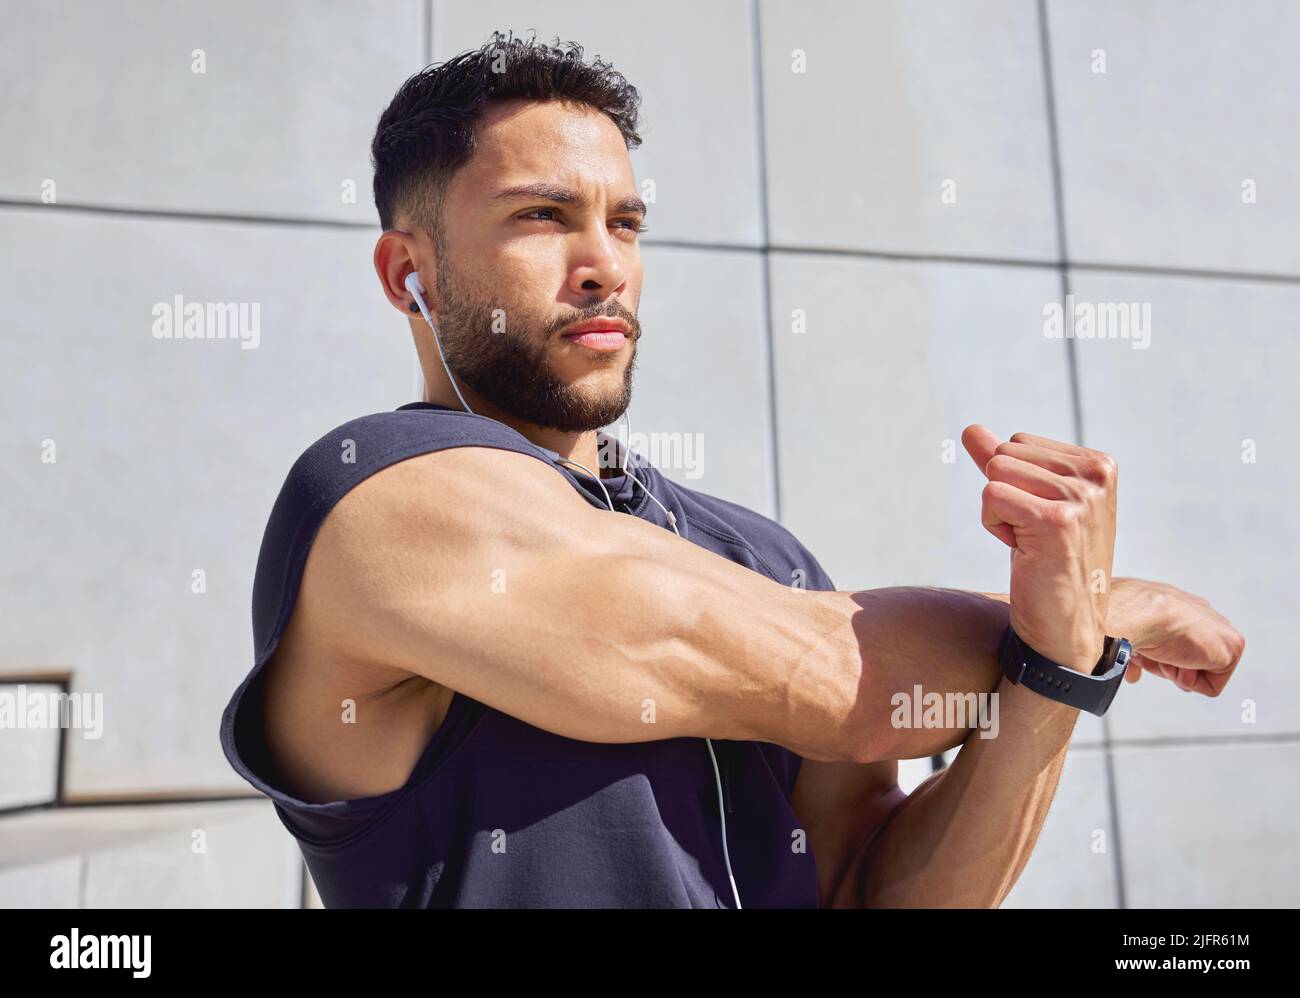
[1080,479,1108,504]
[1148,586,1174,619]
[1086,451,1119,487]
[1099,452,1119,481]
[1043,501,1079,528]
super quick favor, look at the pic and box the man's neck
[423,388,613,478]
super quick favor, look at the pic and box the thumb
[961,424,1003,477]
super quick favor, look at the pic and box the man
[219,31,1244,908]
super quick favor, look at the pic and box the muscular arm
[836,664,1083,908]
[818,591,1114,909]
[829,577,1230,907]
[796,426,1245,908]
[826,427,1126,907]
[293,445,1006,766]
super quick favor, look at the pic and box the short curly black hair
[371,29,643,248]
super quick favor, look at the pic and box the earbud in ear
[404,272,427,316]
[404,271,427,317]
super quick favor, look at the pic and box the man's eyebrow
[489,183,647,217]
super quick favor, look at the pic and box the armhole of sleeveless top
[226,662,492,852]
[219,406,595,850]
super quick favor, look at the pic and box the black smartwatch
[997,624,1132,716]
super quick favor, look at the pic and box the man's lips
[561,319,631,352]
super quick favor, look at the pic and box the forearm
[851,675,1078,906]
[848,578,1155,907]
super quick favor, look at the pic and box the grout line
[1036,0,1085,447]
[423,0,432,67]
[413,3,433,406]
[751,0,781,522]
[1100,719,1128,908]
[0,198,376,230]
[7,198,1300,285]
[1068,258,1300,285]
[0,731,1284,817]
[749,0,771,245]
[0,791,265,820]
[40,792,261,809]
[1058,266,1085,443]
[767,244,1057,268]
[1107,732,1300,750]
[1037,0,1121,908]
[1036,0,1071,267]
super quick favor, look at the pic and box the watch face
[1092,637,1131,681]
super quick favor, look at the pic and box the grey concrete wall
[1,0,1294,908]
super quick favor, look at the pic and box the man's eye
[518,210,645,234]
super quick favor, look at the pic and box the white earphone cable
[409,274,742,909]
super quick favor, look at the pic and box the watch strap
[998,625,1131,716]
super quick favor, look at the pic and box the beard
[431,259,639,433]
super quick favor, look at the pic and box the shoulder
[250,406,566,660]
[268,406,583,539]
[283,407,543,495]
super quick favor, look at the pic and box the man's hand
[961,425,1118,674]
[1109,578,1246,696]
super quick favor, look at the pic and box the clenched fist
[962,425,1118,674]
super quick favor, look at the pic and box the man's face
[423,98,645,433]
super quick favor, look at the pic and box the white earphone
[405,271,475,415]
[405,269,743,909]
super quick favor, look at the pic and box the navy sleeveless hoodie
[219,402,837,908]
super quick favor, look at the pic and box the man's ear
[374,226,431,316]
